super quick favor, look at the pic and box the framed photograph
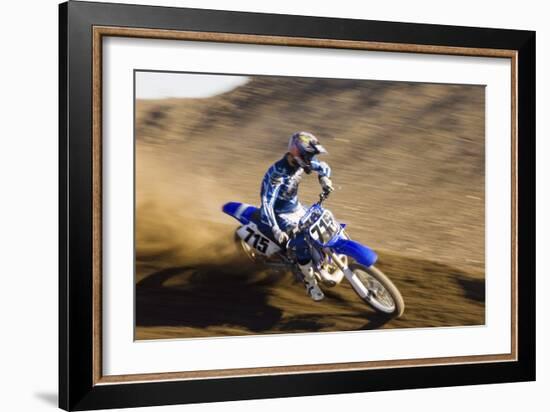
[59,1,535,410]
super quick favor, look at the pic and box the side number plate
[236,224,280,256]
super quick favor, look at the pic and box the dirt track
[135,76,485,340]
[136,244,484,340]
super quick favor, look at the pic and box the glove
[319,176,334,193]
[272,227,289,245]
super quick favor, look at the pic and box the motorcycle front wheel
[349,263,405,318]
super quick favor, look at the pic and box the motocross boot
[299,262,325,301]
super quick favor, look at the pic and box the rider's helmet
[288,131,327,173]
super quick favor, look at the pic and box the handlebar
[317,189,331,205]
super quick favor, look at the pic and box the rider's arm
[310,158,333,192]
[310,158,331,178]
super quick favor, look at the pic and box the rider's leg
[277,204,306,235]
[292,234,324,302]
[270,205,324,302]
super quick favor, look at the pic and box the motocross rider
[259,131,334,302]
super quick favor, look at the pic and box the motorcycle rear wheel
[235,230,260,262]
[349,263,405,318]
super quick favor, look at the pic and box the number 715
[244,227,270,253]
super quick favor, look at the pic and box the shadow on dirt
[455,276,485,303]
[136,260,396,336]
[136,262,285,333]
[136,250,486,339]
[360,312,393,330]
[278,314,328,332]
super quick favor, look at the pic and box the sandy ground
[135,241,484,340]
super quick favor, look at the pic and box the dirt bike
[222,191,405,318]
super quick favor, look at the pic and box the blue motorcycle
[222,191,405,317]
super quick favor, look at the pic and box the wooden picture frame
[59,1,535,410]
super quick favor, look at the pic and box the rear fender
[222,202,258,225]
[330,237,378,268]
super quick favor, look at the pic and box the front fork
[327,250,370,299]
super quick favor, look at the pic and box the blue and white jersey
[260,155,331,232]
